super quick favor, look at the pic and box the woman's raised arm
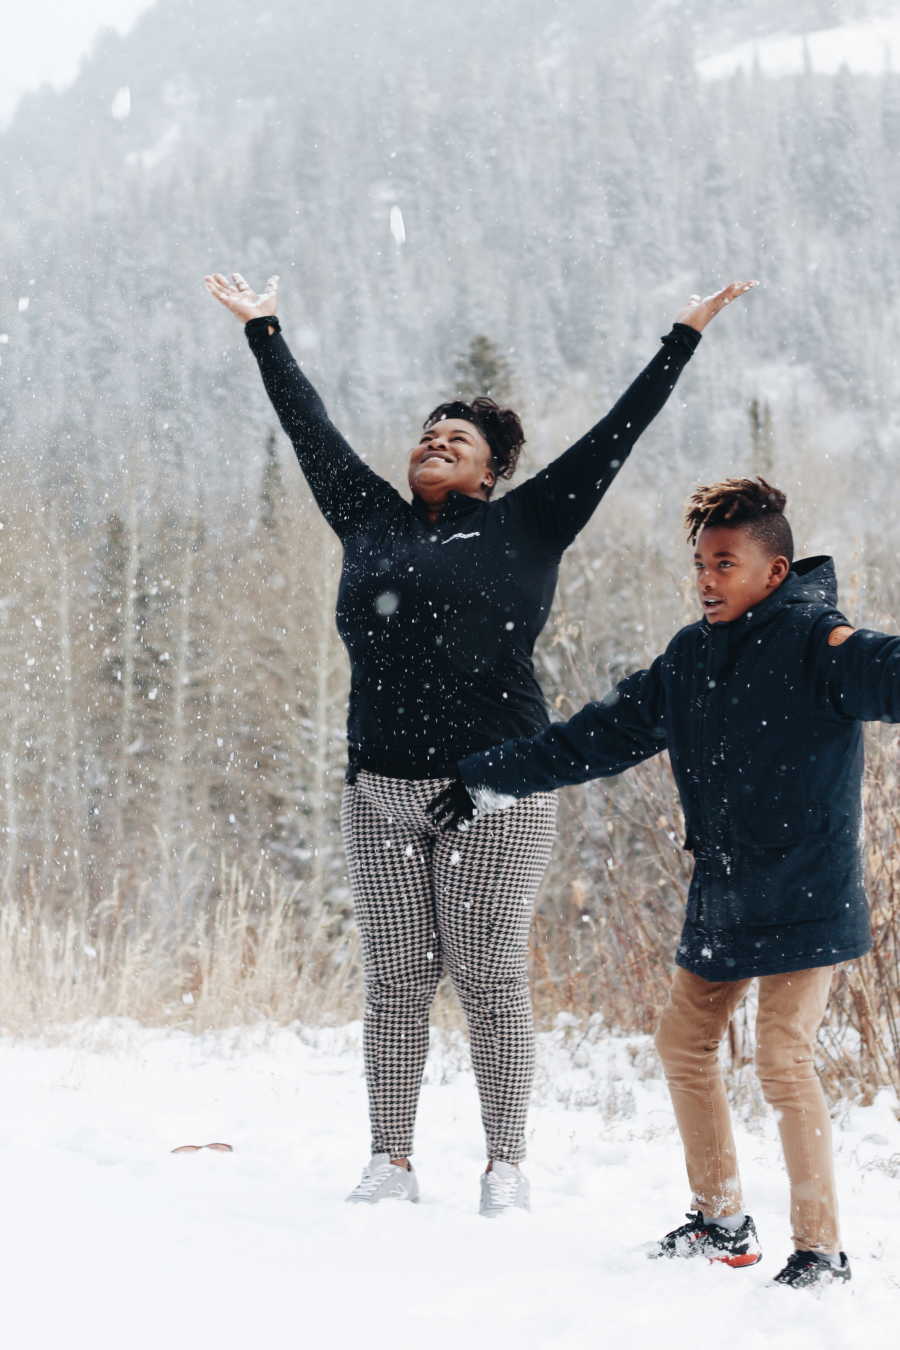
[507,281,758,554]
[204,272,401,539]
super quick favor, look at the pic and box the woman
[204,269,755,1215]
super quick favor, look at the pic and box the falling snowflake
[375,591,399,616]
[390,205,406,245]
[111,87,132,120]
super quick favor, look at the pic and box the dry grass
[0,856,362,1036]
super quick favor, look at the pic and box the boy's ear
[769,555,791,587]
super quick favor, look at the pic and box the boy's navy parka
[458,557,900,980]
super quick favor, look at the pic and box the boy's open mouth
[703,597,726,613]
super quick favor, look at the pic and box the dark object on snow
[171,1142,234,1153]
[427,779,477,830]
[651,1211,762,1268]
[244,317,700,781]
[772,1249,851,1288]
[456,556,896,980]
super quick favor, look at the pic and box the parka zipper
[693,629,719,924]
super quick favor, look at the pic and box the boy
[429,477,898,1287]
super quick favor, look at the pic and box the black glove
[427,778,476,831]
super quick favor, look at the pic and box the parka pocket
[731,803,839,927]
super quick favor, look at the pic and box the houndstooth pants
[341,769,558,1164]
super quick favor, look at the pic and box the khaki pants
[654,965,838,1254]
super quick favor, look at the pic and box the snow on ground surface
[0,1019,897,1350]
[698,17,900,79]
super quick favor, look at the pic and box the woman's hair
[684,476,794,562]
[423,397,525,489]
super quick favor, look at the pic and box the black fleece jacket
[245,318,700,780]
[458,558,897,979]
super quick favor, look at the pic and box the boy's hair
[685,477,794,563]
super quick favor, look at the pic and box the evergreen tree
[749,398,775,481]
[454,336,514,403]
[259,429,285,532]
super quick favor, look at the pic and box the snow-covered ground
[1,1019,897,1350]
[699,16,900,79]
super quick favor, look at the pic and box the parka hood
[783,555,838,608]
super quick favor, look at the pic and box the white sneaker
[479,1161,530,1217]
[345,1154,420,1205]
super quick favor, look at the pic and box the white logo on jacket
[442,532,481,545]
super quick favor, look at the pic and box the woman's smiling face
[407,418,494,505]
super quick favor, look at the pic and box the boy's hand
[427,779,476,831]
[676,280,758,332]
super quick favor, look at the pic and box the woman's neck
[417,487,489,524]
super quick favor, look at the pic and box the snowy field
[1,1020,897,1350]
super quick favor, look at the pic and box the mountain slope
[1,0,898,521]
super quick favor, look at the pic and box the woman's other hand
[204,272,279,323]
[676,280,758,332]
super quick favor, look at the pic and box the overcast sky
[1,1,151,125]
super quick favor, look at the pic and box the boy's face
[694,524,790,624]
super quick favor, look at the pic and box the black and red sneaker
[652,1211,762,1268]
[772,1250,851,1288]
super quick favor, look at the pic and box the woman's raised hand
[676,280,758,332]
[203,272,279,322]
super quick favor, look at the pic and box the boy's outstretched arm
[428,661,668,829]
[822,623,900,722]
